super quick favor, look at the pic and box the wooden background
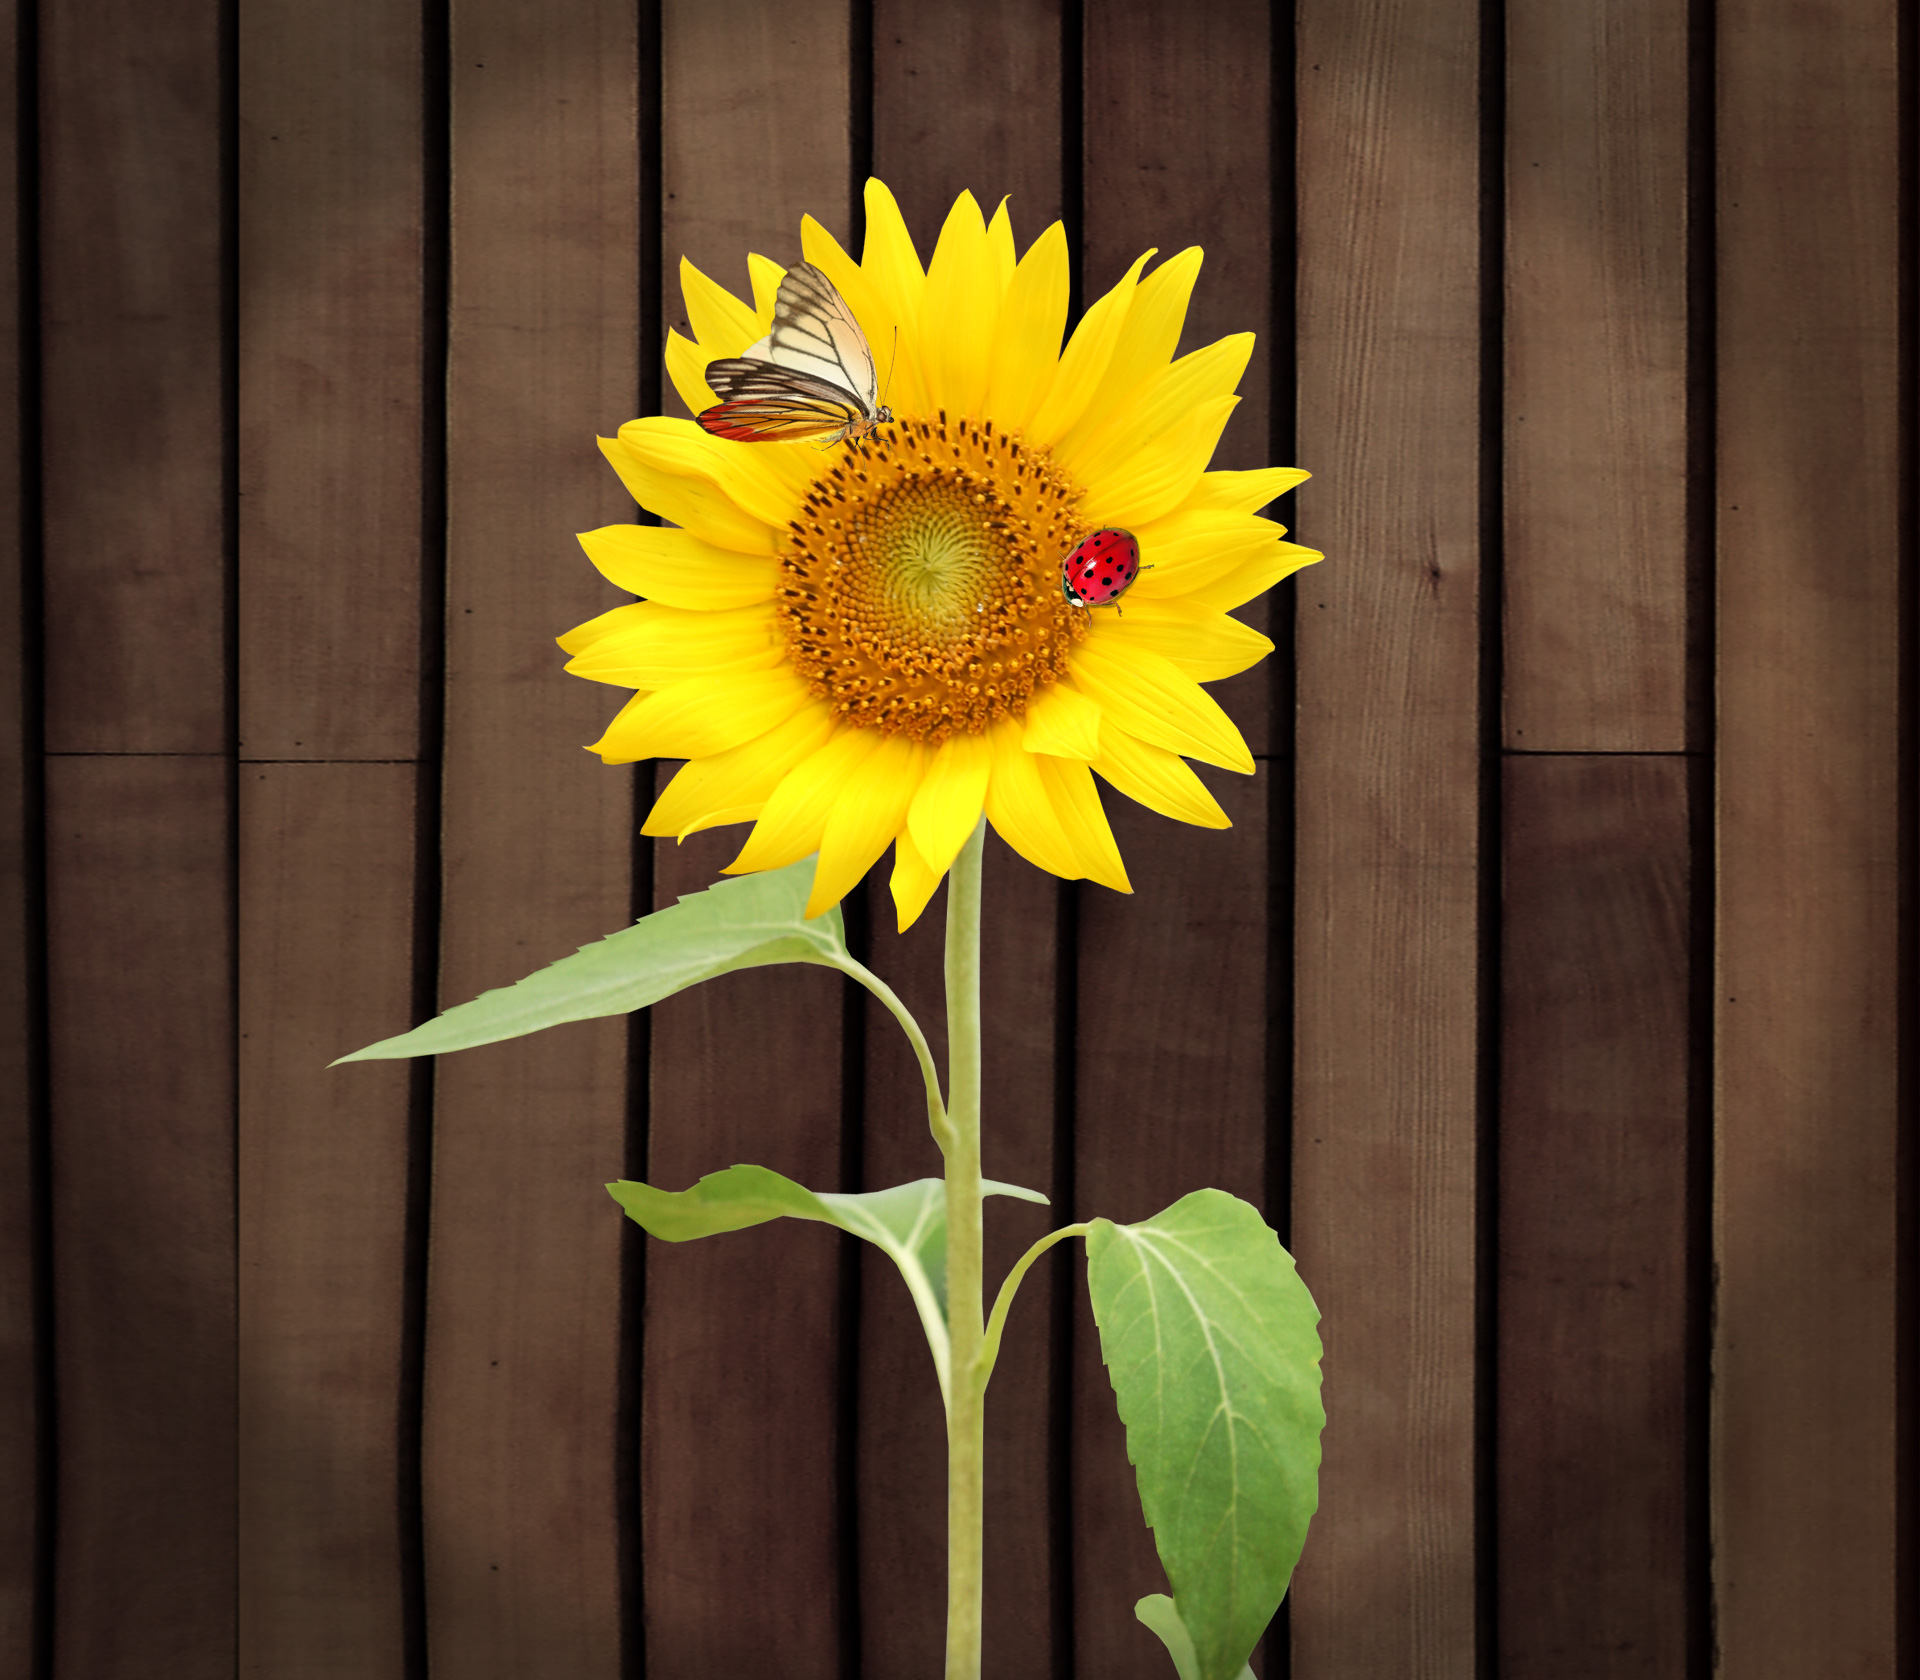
[0,0,1909,1675]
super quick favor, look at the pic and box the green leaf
[334,855,845,1063]
[1087,1190,1323,1680]
[1134,1596,1255,1680]
[607,1165,1046,1410]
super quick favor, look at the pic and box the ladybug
[1060,528,1143,611]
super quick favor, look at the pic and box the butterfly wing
[763,262,880,411]
[698,359,867,442]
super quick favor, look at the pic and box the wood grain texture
[237,0,423,759]
[1503,0,1690,751]
[424,1,641,1671]
[40,0,225,753]
[1291,0,1483,1671]
[239,764,418,1678]
[0,0,34,1663]
[1083,0,1275,759]
[640,825,851,1679]
[1498,756,1691,1677]
[661,0,853,414]
[46,756,235,1676]
[858,844,1064,1680]
[864,30,1066,1678]
[1713,0,1901,1670]
[874,0,1065,244]
[1071,780,1274,1679]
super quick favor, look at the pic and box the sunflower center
[776,414,1089,743]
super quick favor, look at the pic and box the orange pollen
[774,413,1090,744]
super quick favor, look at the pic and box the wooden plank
[641,8,851,1669]
[239,764,417,1678]
[661,0,853,416]
[46,755,234,1675]
[858,843,1063,1680]
[1290,0,1483,1669]
[642,824,850,1679]
[1713,0,1901,1670]
[1498,756,1691,1675]
[863,22,1066,1678]
[425,1,641,1672]
[873,0,1065,243]
[40,0,224,754]
[1075,11,1279,1676]
[1072,781,1273,1678]
[237,0,423,759]
[1503,0,1690,751]
[1082,0,1275,758]
[0,0,35,1662]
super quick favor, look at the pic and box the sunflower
[560,180,1320,930]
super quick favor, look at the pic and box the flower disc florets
[779,414,1088,743]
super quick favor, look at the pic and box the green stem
[943,819,987,1680]
[833,951,953,1154]
[978,1221,1091,1385]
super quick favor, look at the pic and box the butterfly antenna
[883,326,899,409]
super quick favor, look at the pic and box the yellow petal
[1088,597,1274,682]
[746,253,786,323]
[726,724,884,876]
[1078,393,1239,529]
[1090,721,1232,829]
[1021,680,1103,760]
[1068,638,1254,773]
[557,602,634,660]
[598,437,778,555]
[1034,756,1131,893]
[643,703,839,838]
[1181,465,1311,515]
[923,191,997,420]
[679,255,763,356]
[889,827,944,932]
[859,179,930,413]
[1053,332,1253,489]
[564,602,786,688]
[588,666,813,763]
[666,329,721,418]
[1024,248,1155,447]
[616,416,810,529]
[981,715,1079,879]
[1179,542,1324,612]
[985,198,1017,295]
[575,524,777,610]
[1123,510,1293,600]
[982,221,1069,435]
[1052,247,1204,462]
[802,210,927,417]
[809,735,926,916]
[907,729,994,877]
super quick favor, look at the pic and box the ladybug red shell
[1060,528,1142,610]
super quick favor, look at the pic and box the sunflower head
[561,180,1320,930]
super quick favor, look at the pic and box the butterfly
[697,262,895,448]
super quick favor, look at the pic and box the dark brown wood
[874,0,1066,246]
[239,764,418,1678]
[1083,0,1275,759]
[1498,756,1690,1677]
[47,756,234,1676]
[1291,0,1483,1671]
[0,0,32,1663]
[642,8,852,1672]
[1071,779,1274,1679]
[1713,0,1901,1669]
[237,0,424,759]
[1503,0,1690,752]
[424,1,641,1671]
[864,25,1067,1679]
[641,822,851,1678]
[40,0,225,754]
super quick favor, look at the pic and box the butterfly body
[698,262,893,447]
[1061,529,1143,609]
